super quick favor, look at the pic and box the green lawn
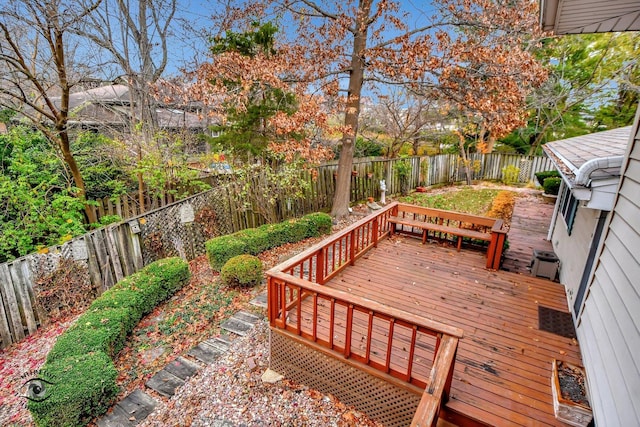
[399,188,502,216]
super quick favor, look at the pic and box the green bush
[535,170,560,186]
[46,308,132,361]
[299,212,333,236]
[543,177,562,195]
[206,212,332,272]
[206,235,249,272]
[30,257,190,427]
[501,165,520,185]
[220,255,263,287]
[29,352,118,427]
[89,288,145,319]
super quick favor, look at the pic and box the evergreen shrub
[29,257,190,427]
[205,212,332,272]
[535,170,560,186]
[543,177,562,195]
[220,255,263,287]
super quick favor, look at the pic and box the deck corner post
[443,346,458,404]
[267,276,276,327]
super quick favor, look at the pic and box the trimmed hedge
[206,212,332,272]
[535,170,560,186]
[543,177,562,195]
[220,255,263,287]
[29,257,190,427]
[28,352,118,427]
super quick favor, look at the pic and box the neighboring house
[540,1,640,425]
[42,84,216,153]
[543,126,630,311]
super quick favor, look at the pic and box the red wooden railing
[266,203,463,425]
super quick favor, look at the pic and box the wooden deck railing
[266,203,464,424]
[391,203,507,269]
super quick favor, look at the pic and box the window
[559,183,578,235]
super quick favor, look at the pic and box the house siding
[577,119,640,426]
[551,203,600,303]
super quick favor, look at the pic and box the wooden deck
[268,200,580,426]
[502,194,555,275]
[325,237,581,425]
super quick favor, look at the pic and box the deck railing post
[344,304,354,358]
[372,216,379,248]
[267,277,275,326]
[443,346,458,403]
[317,248,325,285]
[487,230,506,270]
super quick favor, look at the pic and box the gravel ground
[140,321,383,427]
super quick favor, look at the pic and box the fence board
[9,262,37,334]
[0,284,12,347]
[105,227,125,282]
[86,236,104,294]
[0,264,24,342]
[92,230,115,291]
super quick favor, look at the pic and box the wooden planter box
[551,360,593,427]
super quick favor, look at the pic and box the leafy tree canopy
[501,31,640,154]
[0,128,87,262]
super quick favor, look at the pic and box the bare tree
[0,0,102,224]
[74,0,177,208]
[360,89,440,158]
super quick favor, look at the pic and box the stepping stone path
[96,307,265,426]
[250,292,267,308]
[96,390,157,427]
[187,337,231,364]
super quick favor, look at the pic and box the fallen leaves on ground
[0,316,78,426]
[140,321,384,427]
[113,255,253,401]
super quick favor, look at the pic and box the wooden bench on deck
[388,203,507,269]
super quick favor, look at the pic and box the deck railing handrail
[268,270,464,339]
[266,203,464,424]
[410,335,460,427]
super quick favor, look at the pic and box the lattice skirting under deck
[269,328,422,427]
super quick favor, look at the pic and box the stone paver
[187,341,227,364]
[220,317,254,336]
[96,390,157,427]
[233,310,262,324]
[145,369,184,397]
[164,356,201,380]
[250,293,267,308]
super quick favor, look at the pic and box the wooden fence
[91,154,553,224]
[0,188,237,349]
[1,153,554,349]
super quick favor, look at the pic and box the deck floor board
[312,236,580,426]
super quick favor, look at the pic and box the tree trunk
[59,130,98,224]
[455,131,473,185]
[331,1,372,219]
